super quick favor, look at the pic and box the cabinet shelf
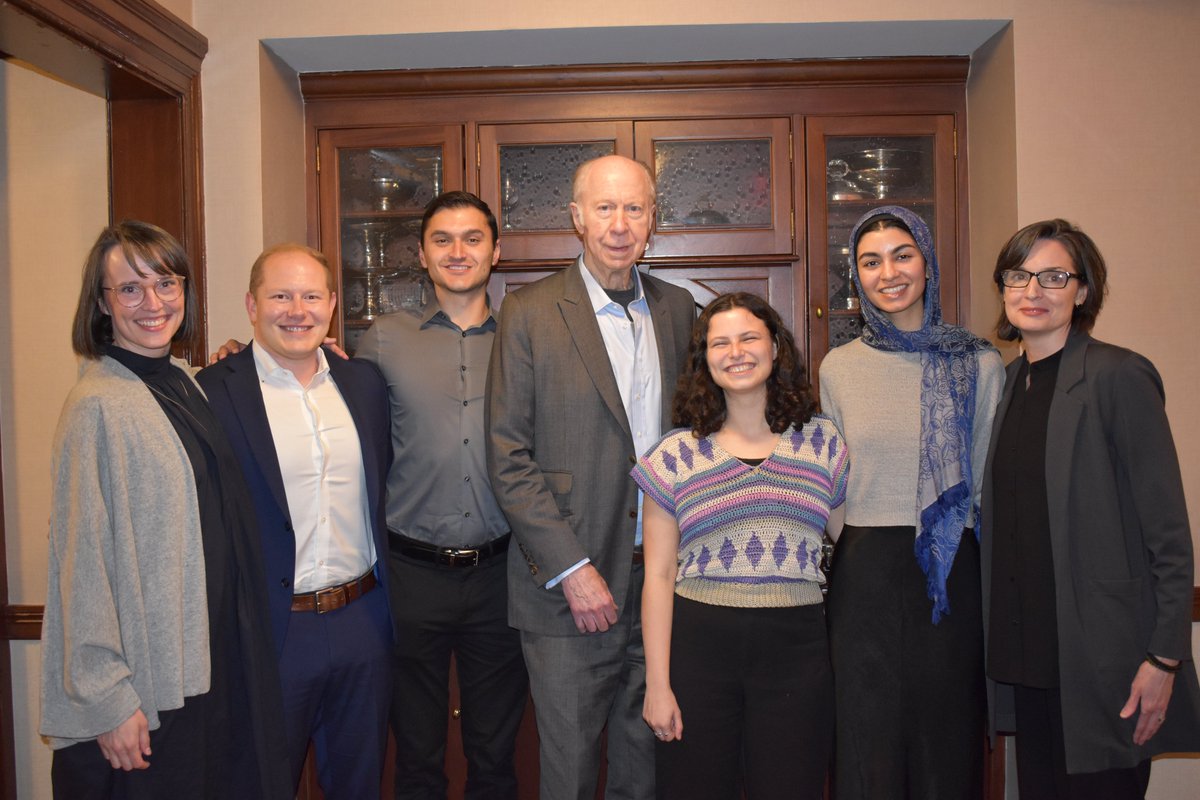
[340,209,424,220]
[828,197,935,208]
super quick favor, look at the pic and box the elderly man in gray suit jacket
[486,155,694,799]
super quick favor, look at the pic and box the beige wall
[1,58,109,799]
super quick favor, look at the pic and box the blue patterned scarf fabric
[848,205,996,623]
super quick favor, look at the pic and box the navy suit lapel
[559,261,632,438]
[224,346,292,520]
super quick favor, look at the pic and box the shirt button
[461,365,467,372]
[628,509,637,519]
[463,439,469,445]
[464,512,471,518]
[463,400,468,406]
[464,476,470,482]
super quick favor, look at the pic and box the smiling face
[705,306,777,399]
[569,156,655,289]
[246,249,336,377]
[419,205,500,301]
[1003,238,1087,357]
[100,246,185,358]
[855,226,927,331]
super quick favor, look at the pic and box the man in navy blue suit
[197,244,393,799]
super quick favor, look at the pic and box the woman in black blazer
[981,219,1200,799]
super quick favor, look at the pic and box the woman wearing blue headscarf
[819,206,1004,798]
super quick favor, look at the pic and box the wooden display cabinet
[636,117,793,259]
[303,58,970,375]
[315,125,463,353]
[478,121,633,261]
[804,114,959,361]
[300,58,997,798]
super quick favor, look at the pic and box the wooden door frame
[0,3,207,797]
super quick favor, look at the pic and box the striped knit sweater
[632,418,849,608]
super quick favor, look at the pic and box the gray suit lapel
[642,275,680,428]
[1045,334,1088,565]
[559,261,632,438]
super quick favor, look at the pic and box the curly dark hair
[673,292,816,438]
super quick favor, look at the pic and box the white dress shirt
[252,344,376,592]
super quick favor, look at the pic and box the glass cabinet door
[636,118,793,258]
[317,126,464,353]
[805,115,958,360]
[478,122,634,261]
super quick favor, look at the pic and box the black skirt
[826,525,984,800]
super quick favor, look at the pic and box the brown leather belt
[632,545,644,566]
[390,533,510,568]
[291,570,377,614]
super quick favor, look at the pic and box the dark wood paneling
[4,0,205,93]
[0,607,43,641]
[300,58,969,100]
[110,96,184,232]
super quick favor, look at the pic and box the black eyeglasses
[102,276,186,308]
[999,269,1080,290]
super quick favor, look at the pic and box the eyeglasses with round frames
[102,275,186,308]
[999,269,1080,290]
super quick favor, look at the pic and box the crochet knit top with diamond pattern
[632,417,848,608]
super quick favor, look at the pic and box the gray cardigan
[40,355,210,748]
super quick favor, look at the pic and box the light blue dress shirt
[547,261,663,588]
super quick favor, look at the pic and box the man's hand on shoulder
[561,564,618,634]
[322,337,349,360]
[208,339,245,365]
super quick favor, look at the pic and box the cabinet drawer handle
[815,306,824,319]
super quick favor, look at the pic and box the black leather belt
[390,533,510,567]
[291,569,377,614]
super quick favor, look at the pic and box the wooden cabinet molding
[300,57,969,99]
[4,0,205,93]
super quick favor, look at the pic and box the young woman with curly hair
[631,292,848,799]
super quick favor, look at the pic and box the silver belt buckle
[449,548,480,567]
[313,584,342,614]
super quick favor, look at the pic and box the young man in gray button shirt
[356,191,526,799]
